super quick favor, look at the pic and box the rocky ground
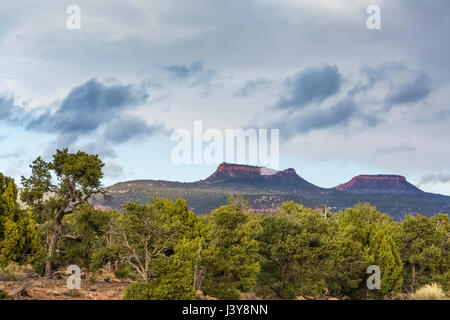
[0,275,129,300]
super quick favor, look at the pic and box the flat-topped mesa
[334,174,423,194]
[204,162,322,192]
[210,163,266,178]
[206,163,296,181]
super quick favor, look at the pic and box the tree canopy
[21,149,106,277]
[0,173,40,268]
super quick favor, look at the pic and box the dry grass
[0,264,23,282]
[411,283,448,300]
[63,289,82,298]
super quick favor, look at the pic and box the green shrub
[123,282,156,300]
[32,254,47,276]
[123,280,195,300]
[0,290,8,299]
[114,265,133,280]
[434,270,450,293]
[412,283,447,300]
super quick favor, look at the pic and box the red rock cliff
[205,163,297,181]
[334,174,422,194]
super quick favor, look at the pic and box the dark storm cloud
[348,62,406,96]
[165,62,204,78]
[256,64,381,140]
[0,96,26,128]
[0,96,17,120]
[274,65,342,111]
[385,73,431,106]
[27,78,148,136]
[270,98,359,139]
[103,116,161,143]
[295,99,357,133]
[255,60,435,142]
[163,61,214,83]
[1,78,162,150]
[349,62,432,108]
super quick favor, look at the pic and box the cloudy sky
[1,0,450,195]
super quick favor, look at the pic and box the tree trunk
[45,214,63,277]
[106,261,112,273]
[193,265,205,291]
[141,270,148,282]
[193,239,205,291]
[411,264,416,290]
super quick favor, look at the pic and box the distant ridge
[99,163,450,219]
[334,174,423,194]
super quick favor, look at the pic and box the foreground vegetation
[0,150,449,300]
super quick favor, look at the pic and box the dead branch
[8,280,34,299]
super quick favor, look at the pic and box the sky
[1,0,450,195]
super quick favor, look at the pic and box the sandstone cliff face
[334,175,423,194]
[205,163,268,181]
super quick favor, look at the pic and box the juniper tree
[0,173,40,267]
[397,213,450,292]
[21,149,106,277]
[121,198,202,300]
[329,204,403,299]
[117,198,199,282]
[256,202,332,299]
[59,204,120,274]
[201,198,260,299]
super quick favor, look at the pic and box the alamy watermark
[366,265,381,290]
[367,5,381,30]
[66,265,81,290]
[171,121,280,174]
[66,5,81,30]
